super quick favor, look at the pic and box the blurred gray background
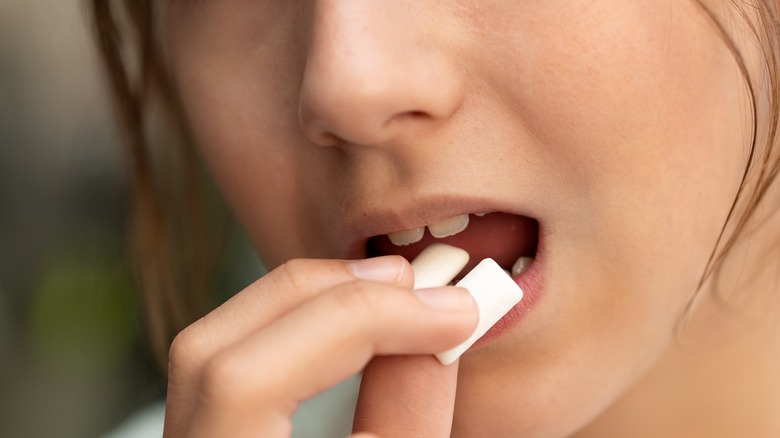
[1,1,162,436]
[0,1,263,436]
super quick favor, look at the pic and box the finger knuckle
[278,258,309,275]
[276,258,317,291]
[200,354,254,406]
[329,282,386,322]
[168,325,206,373]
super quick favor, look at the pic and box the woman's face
[164,1,749,435]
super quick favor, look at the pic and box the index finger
[353,355,459,438]
[173,256,414,369]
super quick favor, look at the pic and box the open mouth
[366,212,539,282]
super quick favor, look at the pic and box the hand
[162,256,478,437]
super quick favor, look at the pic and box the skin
[159,0,780,436]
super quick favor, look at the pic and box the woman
[92,1,780,436]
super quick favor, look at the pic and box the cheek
[543,4,747,367]
[456,4,748,433]
[166,12,323,266]
[484,1,745,290]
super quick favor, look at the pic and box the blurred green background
[0,1,264,436]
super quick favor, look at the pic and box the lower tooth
[511,256,534,277]
[387,227,425,246]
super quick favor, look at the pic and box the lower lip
[470,240,546,349]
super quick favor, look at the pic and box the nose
[298,1,465,147]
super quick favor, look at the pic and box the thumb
[352,355,459,437]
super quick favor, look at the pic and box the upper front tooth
[387,226,425,246]
[428,214,469,238]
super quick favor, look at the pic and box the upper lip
[335,195,538,259]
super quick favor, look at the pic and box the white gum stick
[436,259,523,365]
[410,243,470,289]
[410,244,524,365]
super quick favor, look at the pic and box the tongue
[367,213,538,273]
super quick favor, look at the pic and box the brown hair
[89,0,780,367]
[692,0,780,306]
[91,0,227,366]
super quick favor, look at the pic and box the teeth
[387,213,473,247]
[511,256,534,277]
[387,226,425,246]
[428,214,470,238]
[474,212,489,217]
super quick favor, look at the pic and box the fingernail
[415,287,475,312]
[346,256,406,283]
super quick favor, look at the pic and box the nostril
[407,110,429,118]
[388,110,431,126]
[299,112,344,146]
